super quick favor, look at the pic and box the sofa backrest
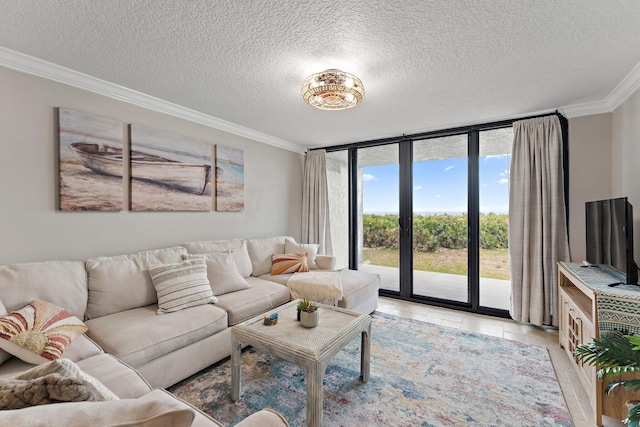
[180,238,252,278]
[245,236,292,276]
[84,246,187,320]
[0,261,88,320]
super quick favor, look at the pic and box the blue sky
[363,154,511,214]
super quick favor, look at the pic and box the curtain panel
[509,115,570,326]
[302,149,332,255]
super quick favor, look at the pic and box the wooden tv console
[558,261,640,425]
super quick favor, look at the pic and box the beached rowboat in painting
[69,142,211,195]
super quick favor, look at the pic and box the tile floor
[376,296,624,427]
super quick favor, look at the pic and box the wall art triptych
[58,107,244,212]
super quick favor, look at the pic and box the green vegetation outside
[362,213,510,280]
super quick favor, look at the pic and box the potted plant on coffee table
[297,299,319,328]
[575,330,640,425]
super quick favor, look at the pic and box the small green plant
[297,299,317,312]
[574,330,640,425]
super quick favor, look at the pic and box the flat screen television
[585,197,638,285]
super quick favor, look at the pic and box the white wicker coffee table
[230,299,372,427]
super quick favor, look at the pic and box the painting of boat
[70,142,211,195]
[130,125,214,211]
[58,108,124,211]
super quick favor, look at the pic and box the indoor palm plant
[574,330,640,425]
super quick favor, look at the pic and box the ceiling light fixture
[301,69,364,110]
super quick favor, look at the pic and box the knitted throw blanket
[0,373,103,410]
[287,270,343,305]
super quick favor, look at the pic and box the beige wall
[612,88,640,262]
[0,66,304,264]
[567,113,613,262]
[567,88,640,264]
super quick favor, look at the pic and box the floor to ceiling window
[321,115,564,317]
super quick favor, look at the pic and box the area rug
[168,312,572,426]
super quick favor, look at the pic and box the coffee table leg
[230,338,242,401]
[305,362,327,427]
[360,323,371,383]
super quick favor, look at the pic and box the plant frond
[575,331,640,371]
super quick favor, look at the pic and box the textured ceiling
[1,0,640,150]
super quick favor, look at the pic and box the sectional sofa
[0,235,380,425]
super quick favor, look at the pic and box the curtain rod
[309,110,566,153]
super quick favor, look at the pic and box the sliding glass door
[324,124,519,316]
[412,135,469,303]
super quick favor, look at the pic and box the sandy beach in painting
[59,160,123,211]
[130,178,212,211]
[215,146,244,212]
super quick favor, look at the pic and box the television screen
[585,197,637,284]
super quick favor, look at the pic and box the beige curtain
[509,115,570,326]
[302,150,332,255]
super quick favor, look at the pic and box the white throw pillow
[181,239,253,278]
[149,258,217,314]
[284,238,320,270]
[246,236,288,276]
[185,253,251,296]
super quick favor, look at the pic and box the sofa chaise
[0,235,380,425]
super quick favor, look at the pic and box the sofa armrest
[315,255,337,271]
[235,409,289,427]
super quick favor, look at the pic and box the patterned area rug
[168,312,572,426]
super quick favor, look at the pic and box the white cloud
[499,169,510,177]
[484,154,509,160]
[414,185,422,190]
[363,173,377,181]
[499,178,509,184]
[435,194,442,199]
[444,165,454,172]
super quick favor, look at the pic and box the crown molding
[561,61,640,118]
[0,47,305,154]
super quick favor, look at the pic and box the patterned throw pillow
[149,258,217,314]
[271,253,310,275]
[0,300,88,365]
[284,238,320,270]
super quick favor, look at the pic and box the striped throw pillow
[271,253,310,275]
[149,258,217,314]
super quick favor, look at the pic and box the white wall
[613,87,640,262]
[567,113,613,262]
[0,66,304,264]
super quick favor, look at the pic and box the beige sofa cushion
[215,277,290,325]
[85,246,187,319]
[236,409,290,427]
[0,261,87,320]
[85,304,228,367]
[182,238,253,278]
[246,236,290,276]
[0,300,9,365]
[185,253,251,295]
[75,353,152,399]
[0,388,196,427]
[338,269,381,310]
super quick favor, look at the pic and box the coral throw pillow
[0,300,88,365]
[271,253,310,275]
